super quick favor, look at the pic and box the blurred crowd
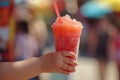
[0,0,120,80]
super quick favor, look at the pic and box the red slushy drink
[52,14,83,58]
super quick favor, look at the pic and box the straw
[53,2,60,18]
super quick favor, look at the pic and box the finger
[60,63,75,72]
[61,51,76,60]
[63,58,78,66]
[58,68,70,75]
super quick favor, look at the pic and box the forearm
[0,51,78,80]
[0,57,42,80]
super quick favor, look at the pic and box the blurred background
[1,0,120,80]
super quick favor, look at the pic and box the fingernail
[74,61,78,66]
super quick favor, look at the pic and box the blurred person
[108,12,120,80]
[95,17,110,80]
[15,19,48,80]
[87,17,110,80]
[15,1,42,80]
[15,20,41,80]
[0,0,14,60]
[14,1,48,50]
[76,0,90,57]
[15,20,38,60]
[80,18,99,57]
[80,17,110,80]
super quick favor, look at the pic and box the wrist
[38,56,46,73]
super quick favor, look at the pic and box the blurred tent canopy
[24,0,65,15]
[26,0,51,9]
[109,0,120,12]
[80,0,120,18]
[81,0,112,18]
[26,0,52,15]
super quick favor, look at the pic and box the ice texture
[53,14,83,28]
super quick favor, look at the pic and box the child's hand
[40,51,78,75]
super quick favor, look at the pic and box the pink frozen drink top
[52,14,83,29]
